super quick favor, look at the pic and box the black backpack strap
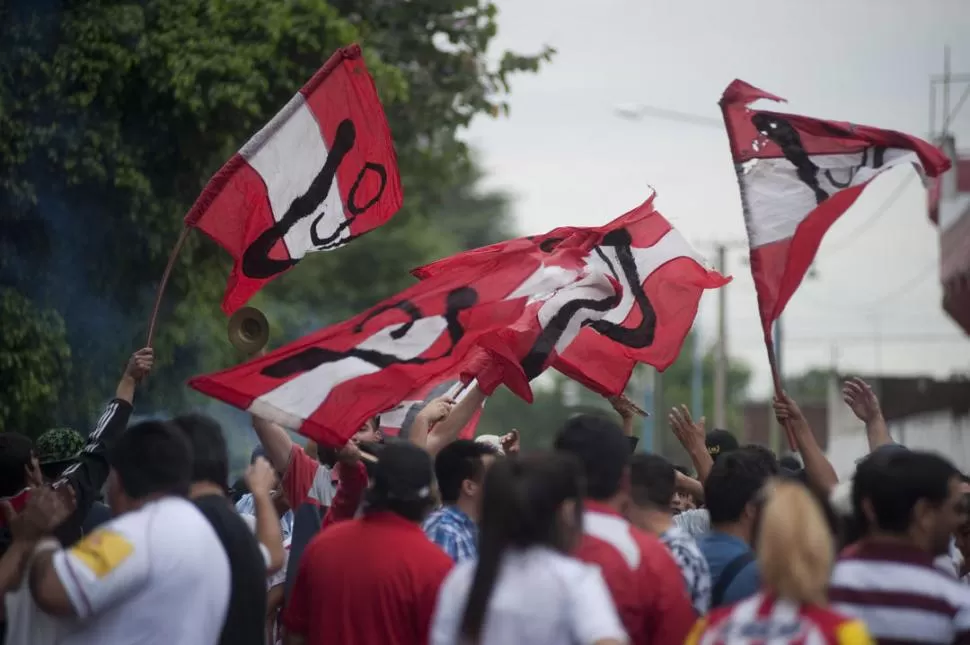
[711,551,756,607]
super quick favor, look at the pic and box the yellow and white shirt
[53,496,231,645]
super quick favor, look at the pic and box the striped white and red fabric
[720,79,951,336]
[189,253,590,447]
[829,542,970,644]
[688,591,871,645]
[416,197,730,398]
[184,45,403,314]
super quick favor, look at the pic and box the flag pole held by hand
[146,227,191,347]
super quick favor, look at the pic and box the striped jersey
[686,592,872,645]
[830,541,970,644]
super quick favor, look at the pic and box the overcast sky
[463,0,970,396]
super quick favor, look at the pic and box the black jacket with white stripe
[51,398,132,546]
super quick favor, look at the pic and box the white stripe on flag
[741,150,920,248]
[587,228,704,326]
[241,96,348,258]
[249,317,448,429]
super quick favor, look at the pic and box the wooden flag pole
[146,227,192,347]
[765,336,798,451]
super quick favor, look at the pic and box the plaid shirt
[423,505,477,563]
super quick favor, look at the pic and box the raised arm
[52,348,151,545]
[251,416,296,475]
[246,458,285,574]
[424,386,487,456]
[773,392,838,494]
[842,377,892,452]
[669,405,714,483]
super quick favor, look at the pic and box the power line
[819,172,916,257]
[858,260,939,310]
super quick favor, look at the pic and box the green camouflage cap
[35,427,85,465]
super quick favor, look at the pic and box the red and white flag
[189,252,590,447]
[184,45,403,314]
[720,79,951,335]
[416,197,730,399]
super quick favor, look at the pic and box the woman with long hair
[429,452,627,645]
[687,479,873,645]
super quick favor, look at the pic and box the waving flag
[185,45,403,314]
[720,79,950,336]
[417,198,730,399]
[189,253,591,447]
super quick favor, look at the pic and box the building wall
[825,374,970,477]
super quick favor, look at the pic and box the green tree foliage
[0,289,71,437]
[0,0,551,433]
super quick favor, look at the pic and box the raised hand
[842,377,882,423]
[416,396,455,426]
[125,347,155,383]
[668,404,706,451]
[500,429,521,456]
[245,457,278,497]
[608,394,639,420]
[1,485,76,543]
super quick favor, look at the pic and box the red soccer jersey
[687,591,873,645]
[574,500,696,645]
[283,511,453,645]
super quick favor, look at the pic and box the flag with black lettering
[184,45,403,314]
[189,253,594,447]
[720,79,950,337]
[416,197,731,398]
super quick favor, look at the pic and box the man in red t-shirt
[555,415,696,645]
[283,441,452,645]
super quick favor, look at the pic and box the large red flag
[189,252,589,447]
[417,198,730,399]
[185,45,403,314]
[720,79,950,337]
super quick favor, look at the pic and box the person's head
[629,453,676,514]
[0,433,41,496]
[35,428,86,482]
[672,465,696,513]
[107,420,192,515]
[705,429,740,463]
[364,441,435,522]
[460,452,585,644]
[755,479,836,606]
[434,440,497,520]
[352,416,383,445]
[852,449,962,556]
[554,414,630,503]
[171,413,230,491]
[704,447,779,542]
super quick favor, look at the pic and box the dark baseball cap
[705,429,740,462]
[369,441,434,502]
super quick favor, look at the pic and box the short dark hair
[109,421,192,500]
[434,440,497,504]
[171,413,230,488]
[704,447,779,525]
[555,415,630,500]
[0,433,34,497]
[629,453,676,509]
[852,449,959,534]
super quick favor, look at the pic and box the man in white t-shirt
[25,420,231,645]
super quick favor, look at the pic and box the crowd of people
[1,349,970,644]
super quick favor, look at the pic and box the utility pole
[713,244,728,431]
